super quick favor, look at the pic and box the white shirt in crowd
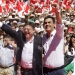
[66,47,75,63]
[0,46,14,67]
[67,48,75,56]
[21,36,34,69]
[43,23,64,68]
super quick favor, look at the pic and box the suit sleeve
[1,24,18,40]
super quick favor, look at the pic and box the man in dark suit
[0,22,42,75]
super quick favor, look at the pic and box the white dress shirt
[21,36,34,69]
[43,23,64,68]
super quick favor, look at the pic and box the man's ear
[53,23,56,28]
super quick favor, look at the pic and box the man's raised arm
[51,3,62,24]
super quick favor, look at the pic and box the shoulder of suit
[34,35,42,40]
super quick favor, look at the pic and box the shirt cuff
[0,22,3,28]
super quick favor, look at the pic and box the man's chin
[46,29,51,32]
[26,35,30,38]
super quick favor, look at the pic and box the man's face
[3,38,10,47]
[44,18,55,33]
[19,26,24,32]
[23,25,35,40]
[11,26,16,31]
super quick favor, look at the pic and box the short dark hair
[68,34,75,52]
[3,35,11,40]
[43,15,55,25]
[24,22,35,29]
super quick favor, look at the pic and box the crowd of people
[0,1,75,75]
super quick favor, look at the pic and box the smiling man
[43,3,65,75]
[0,22,42,75]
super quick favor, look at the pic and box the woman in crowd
[64,34,75,75]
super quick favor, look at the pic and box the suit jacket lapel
[33,35,38,55]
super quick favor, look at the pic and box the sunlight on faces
[44,18,55,33]
[23,25,35,40]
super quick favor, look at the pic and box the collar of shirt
[50,30,56,37]
[46,29,56,39]
[26,36,34,43]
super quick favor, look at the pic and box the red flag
[50,7,55,13]
[36,0,41,3]
[2,0,4,3]
[53,0,58,3]
[25,2,29,13]
[67,0,73,6]
[30,0,41,4]
[64,0,73,10]
[0,5,2,13]
[65,5,71,10]
[30,0,37,4]
[5,4,10,12]
[6,0,15,3]
[0,0,5,4]
[41,0,44,2]
[68,27,73,32]
[63,0,68,5]
[10,0,15,3]
[40,1,44,7]
[20,2,24,6]
[6,0,10,4]
[17,1,22,12]
[69,0,73,4]
[44,0,50,5]
[59,1,62,7]
[37,7,42,13]
[46,5,50,9]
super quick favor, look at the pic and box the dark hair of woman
[68,34,75,54]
